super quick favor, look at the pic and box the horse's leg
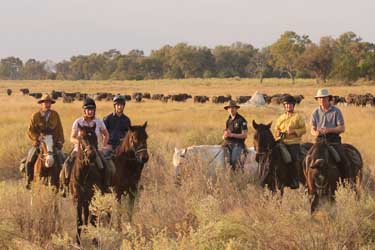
[76,201,83,245]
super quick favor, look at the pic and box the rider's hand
[275,130,281,137]
[318,128,327,135]
[223,130,229,138]
[55,142,63,150]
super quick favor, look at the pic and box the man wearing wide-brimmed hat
[274,94,306,189]
[310,88,351,178]
[24,94,65,189]
[223,100,248,170]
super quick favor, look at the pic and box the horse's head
[173,147,188,169]
[39,134,55,168]
[77,123,98,164]
[305,142,332,196]
[127,121,149,164]
[252,120,275,155]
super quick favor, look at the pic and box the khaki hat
[224,100,240,110]
[38,94,56,104]
[314,88,331,99]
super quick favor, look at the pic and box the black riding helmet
[282,94,296,105]
[82,98,96,109]
[113,95,126,105]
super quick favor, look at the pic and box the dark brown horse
[69,123,105,245]
[252,120,312,195]
[113,122,149,218]
[33,134,62,190]
[304,141,363,213]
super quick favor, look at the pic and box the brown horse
[33,134,62,190]
[113,122,149,219]
[252,120,312,195]
[304,141,363,213]
[69,123,105,245]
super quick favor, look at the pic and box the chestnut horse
[113,122,149,218]
[304,141,363,213]
[69,123,105,245]
[33,134,62,190]
[252,120,312,195]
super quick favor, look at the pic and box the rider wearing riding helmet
[274,94,306,189]
[103,95,131,153]
[61,98,110,195]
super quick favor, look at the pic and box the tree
[298,37,336,83]
[330,32,363,83]
[22,59,48,80]
[269,31,311,83]
[0,57,23,80]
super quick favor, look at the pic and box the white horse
[173,145,259,178]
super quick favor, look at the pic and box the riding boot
[289,162,299,189]
[60,153,76,197]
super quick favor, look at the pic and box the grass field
[1,79,375,249]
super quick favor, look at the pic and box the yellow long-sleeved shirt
[274,112,306,144]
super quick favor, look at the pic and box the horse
[173,145,259,179]
[33,134,63,190]
[113,122,149,219]
[69,123,105,245]
[304,141,363,213]
[252,120,312,195]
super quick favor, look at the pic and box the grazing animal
[20,88,30,95]
[6,89,12,96]
[304,141,363,213]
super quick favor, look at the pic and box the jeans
[226,143,244,170]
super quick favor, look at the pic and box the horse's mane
[117,131,131,156]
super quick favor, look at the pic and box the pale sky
[1,0,374,61]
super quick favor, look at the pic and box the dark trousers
[316,134,352,179]
[285,144,300,182]
[26,146,39,180]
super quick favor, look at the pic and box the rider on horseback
[222,100,248,170]
[102,95,131,186]
[310,88,351,179]
[24,94,65,189]
[274,94,306,189]
[61,98,111,194]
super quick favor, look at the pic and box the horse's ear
[129,125,134,132]
[266,122,272,129]
[252,120,259,129]
[143,121,148,129]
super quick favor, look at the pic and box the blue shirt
[103,112,131,148]
[311,105,344,129]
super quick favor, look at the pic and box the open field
[1,79,375,249]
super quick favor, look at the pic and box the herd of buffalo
[4,88,375,107]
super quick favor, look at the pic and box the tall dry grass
[0,79,375,249]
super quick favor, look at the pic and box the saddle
[327,145,341,163]
[277,143,292,164]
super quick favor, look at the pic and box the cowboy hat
[314,88,332,99]
[224,100,240,110]
[38,94,56,104]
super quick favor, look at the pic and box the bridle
[128,133,148,162]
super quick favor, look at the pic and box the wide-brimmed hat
[314,88,332,99]
[224,100,240,110]
[38,94,56,104]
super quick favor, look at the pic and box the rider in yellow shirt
[274,95,306,189]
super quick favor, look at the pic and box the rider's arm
[323,125,345,134]
[100,127,109,147]
[293,114,307,137]
[27,112,40,144]
[229,130,248,139]
[70,128,79,145]
[55,112,65,145]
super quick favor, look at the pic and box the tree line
[1,31,374,84]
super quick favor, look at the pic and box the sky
[1,0,374,61]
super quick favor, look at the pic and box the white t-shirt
[72,117,107,151]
